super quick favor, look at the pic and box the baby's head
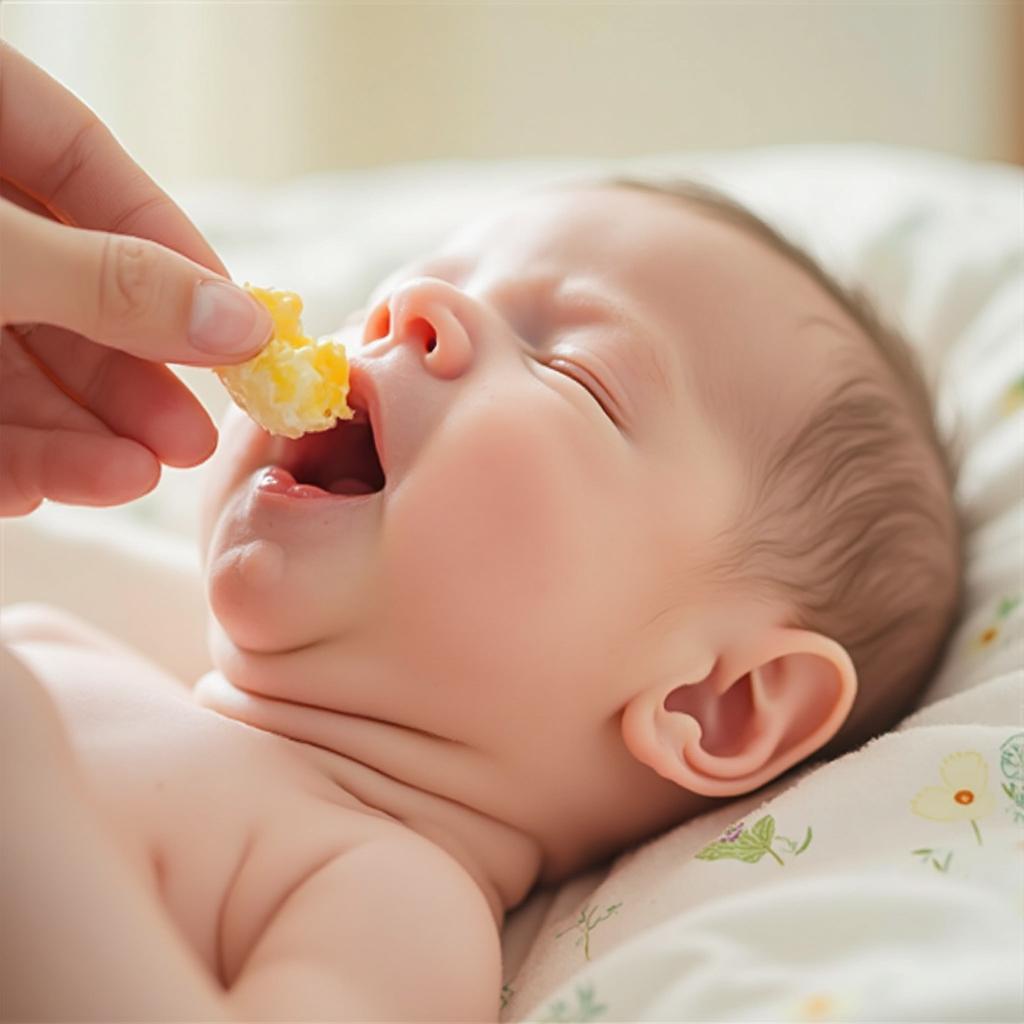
[199,181,962,880]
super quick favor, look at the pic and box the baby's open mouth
[273,410,386,496]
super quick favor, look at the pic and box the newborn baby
[3,180,962,1021]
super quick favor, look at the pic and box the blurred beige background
[2,0,1021,190]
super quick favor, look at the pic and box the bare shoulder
[2,602,128,653]
[229,829,503,1021]
[1,601,191,693]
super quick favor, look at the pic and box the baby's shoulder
[2,601,192,696]
[3,601,132,652]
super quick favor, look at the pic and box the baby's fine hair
[592,175,966,758]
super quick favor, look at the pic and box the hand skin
[0,42,273,517]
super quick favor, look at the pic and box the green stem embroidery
[555,902,622,962]
[794,826,813,855]
[766,845,785,866]
[970,818,983,845]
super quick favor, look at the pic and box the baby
[1,179,963,1021]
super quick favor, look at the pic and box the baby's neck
[192,670,543,927]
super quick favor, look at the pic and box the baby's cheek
[383,404,584,665]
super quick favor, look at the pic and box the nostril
[405,316,437,354]
[363,303,437,353]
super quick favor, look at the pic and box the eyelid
[547,356,621,427]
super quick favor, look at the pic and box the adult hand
[0,42,273,516]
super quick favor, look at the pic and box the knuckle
[45,115,106,212]
[99,233,161,328]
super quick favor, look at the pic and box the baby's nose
[361,277,473,380]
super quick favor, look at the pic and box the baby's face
[199,186,837,814]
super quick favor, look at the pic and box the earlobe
[621,630,857,798]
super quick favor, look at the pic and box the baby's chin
[202,540,310,656]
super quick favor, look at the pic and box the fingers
[8,324,217,468]
[0,424,160,516]
[0,176,52,219]
[0,41,228,277]
[0,199,272,365]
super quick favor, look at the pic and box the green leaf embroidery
[1000,733,1024,784]
[695,837,767,864]
[696,815,816,866]
[750,814,776,846]
[696,815,787,866]
[912,846,954,872]
[999,734,1024,823]
[539,983,607,1023]
[794,826,813,855]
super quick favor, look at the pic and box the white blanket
[2,145,1021,1021]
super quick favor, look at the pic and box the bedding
[2,144,1021,1021]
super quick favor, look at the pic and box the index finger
[0,41,228,278]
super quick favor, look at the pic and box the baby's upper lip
[346,361,387,478]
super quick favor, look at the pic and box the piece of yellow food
[214,285,353,439]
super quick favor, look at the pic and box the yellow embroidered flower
[911,751,994,844]
[971,595,1020,651]
[974,625,999,649]
[796,993,836,1021]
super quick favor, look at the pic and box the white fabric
[2,145,1021,1021]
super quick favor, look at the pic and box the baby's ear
[621,629,857,797]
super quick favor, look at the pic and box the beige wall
[2,1,1020,189]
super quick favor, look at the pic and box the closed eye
[547,357,619,426]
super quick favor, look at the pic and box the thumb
[0,198,272,365]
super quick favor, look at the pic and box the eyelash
[546,357,617,424]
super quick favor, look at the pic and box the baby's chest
[15,638,387,984]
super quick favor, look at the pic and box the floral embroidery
[1000,374,1024,416]
[999,733,1024,825]
[912,846,954,872]
[793,990,859,1021]
[555,902,622,962]
[973,594,1021,650]
[538,983,607,1022]
[911,751,994,844]
[695,814,812,866]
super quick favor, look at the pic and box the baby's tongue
[326,477,377,495]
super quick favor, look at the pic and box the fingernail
[189,280,272,355]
